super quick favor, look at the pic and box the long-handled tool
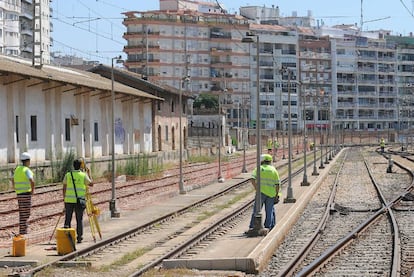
[79,159,102,242]
[86,186,102,242]
[48,212,63,245]
[85,186,102,242]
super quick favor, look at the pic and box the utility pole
[360,0,364,31]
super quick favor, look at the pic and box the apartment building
[122,2,307,133]
[390,35,414,131]
[122,3,251,129]
[0,0,51,65]
[122,0,413,134]
[247,23,299,134]
[298,32,332,132]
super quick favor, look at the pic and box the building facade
[89,64,191,154]
[0,56,158,165]
[0,0,52,65]
[121,0,414,136]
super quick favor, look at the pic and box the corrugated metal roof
[0,55,161,100]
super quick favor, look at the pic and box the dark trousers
[64,202,85,241]
[17,192,32,235]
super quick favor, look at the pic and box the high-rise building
[122,2,251,128]
[0,0,52,65]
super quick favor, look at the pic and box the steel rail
[296,150,413,276]
[276,149,348,277]
[15,179,252,277]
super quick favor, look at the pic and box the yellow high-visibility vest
[64,171,87,203]
[14,166,33,194]
[252,165,280,197]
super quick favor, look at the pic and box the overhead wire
[53,40,111,61]
[52,0,131,60]
[53,16,124,46]
[399,0,414,18]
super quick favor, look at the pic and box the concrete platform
[163,153,338,273]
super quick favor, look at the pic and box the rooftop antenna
[360,0,363,32]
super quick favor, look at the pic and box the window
[83,119,86,142]
[65,118,71,141]
[30,116,37,141]
[15,116,19,143]
[157,100,161,111]
[94,122,99,142]
[165,125,168,141]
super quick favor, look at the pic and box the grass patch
[142,268,209,277]
[196,189,253,222]
[187,155,215,163]
[100,247,150,272]
[0,175,10,192]
[51,149,76,183]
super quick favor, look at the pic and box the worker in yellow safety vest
[12,152,35,235]
[310,142,315,151]
[63,158,93,243]
[267,138,273,154]
[380,138,385,153]
[246,154,280,233]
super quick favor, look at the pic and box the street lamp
[110,55,123,218]
[279,69,286,160]
[318,90,325,169]
[242,98,248,173]
[242,32,266,236]
[328,95,333,160]
[281,67,296,203]
[179,77,189,194]
[218,92,225,183]
[324,95,330,164]
[301,91,310,186]
[312,93,319,176]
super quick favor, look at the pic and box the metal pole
[281,75,286,160]
[312,95,319,176]
[253,35,263,230]
[218,94,224,182]
[301,89,309,186]
[325,96,330,164]
[329,95,333,160]
[242,98,248,173]
[319,94,325,169]
[282,123,286,159]
[179,79,186,194]
[284,68,295,203]
[110,57,120,218]
[242,33,265,235]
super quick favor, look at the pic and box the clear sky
[51,0,414,65]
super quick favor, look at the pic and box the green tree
[193,93,218,110]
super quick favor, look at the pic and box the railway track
[1,146,323,248]
[0,154,259,244]
[262,147,414,277]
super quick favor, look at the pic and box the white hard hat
[20,152,31,161]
